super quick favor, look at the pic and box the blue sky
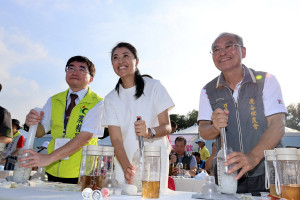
[1,0,300,124]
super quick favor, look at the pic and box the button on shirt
[41,88,104,137]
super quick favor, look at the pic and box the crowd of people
[0,32,287,194]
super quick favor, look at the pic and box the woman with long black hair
[102,42,174,192]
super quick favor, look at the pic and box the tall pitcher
[275,148,300,200]
[142,145,161,199]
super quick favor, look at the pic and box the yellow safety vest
[46,88,103,178]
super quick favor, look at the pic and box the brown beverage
[169,164,175,176]
[142,181,160,199]
[281,184,300,200]
[269,184,281,198]
[81,175,103,191]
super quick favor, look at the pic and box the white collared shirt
[198,73,287,121]
[41,88,104,137]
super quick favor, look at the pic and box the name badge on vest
[54,138,71,160]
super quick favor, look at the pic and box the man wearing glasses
[197,33,286,193]
[21,56,104,184]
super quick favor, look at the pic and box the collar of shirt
[66,88,88,106]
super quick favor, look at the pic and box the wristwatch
[149,127,156,139]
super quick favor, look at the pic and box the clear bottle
[31,167,48,181]
[198,176,220,199]
[101,171,119,188]
[176,162,184,177]
[216,147,237,194]
[132,148,142,192]
[169,163,175,176]
[197,164,201,174]
[142,145,161,199]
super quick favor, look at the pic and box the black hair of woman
[111,42,152,99]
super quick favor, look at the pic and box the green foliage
[170,109,198,131]
[286,103,300,131]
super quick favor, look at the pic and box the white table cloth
[173,177,204,192]
[0,187,196,200]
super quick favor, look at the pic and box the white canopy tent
[170,124,300,153]
[170,124,203,153]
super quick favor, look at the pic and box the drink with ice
[13,107,41,183]
[217,147,237,194]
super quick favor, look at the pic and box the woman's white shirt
[102,77,174,191]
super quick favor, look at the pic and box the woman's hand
[124,164,135,184]
[134,120,150,138]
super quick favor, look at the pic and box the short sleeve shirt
[198,73,287,121]
[41,88,104,137]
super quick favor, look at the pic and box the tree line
[171,103,300,132]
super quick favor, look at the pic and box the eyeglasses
[210,43,242,56]
[65,65,89,75]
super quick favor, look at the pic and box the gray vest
[205,66,281,177]
[4,132,22,157]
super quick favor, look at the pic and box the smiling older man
[197,33,287,193]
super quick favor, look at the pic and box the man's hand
[170,154,177,164]
[211,108,229,131]
[134,120,150,138]
[18,149,54,168]
[26,109,44,126]
[225,152,260,180]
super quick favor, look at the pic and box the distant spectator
[204,141,217,175]
[170,136,197,177]
[192,152,205,172]
[195,138,210,161]
[0,83,13,144]
[4,119,25,157]
[3,119,25,170]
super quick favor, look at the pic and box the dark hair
[65,55,96,77]
[211,32,244,51]
[171,120,177,129]
[0,84,2,92]
[192,152,200,158]
[175,136,187,146]
[111,42,147,99]
[12,119,21,130]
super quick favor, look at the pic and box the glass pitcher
[142,145,161,199]
[264,149,280,197]
[80,145,102,191]
[275,148,300,200]
[101,146,116,188]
